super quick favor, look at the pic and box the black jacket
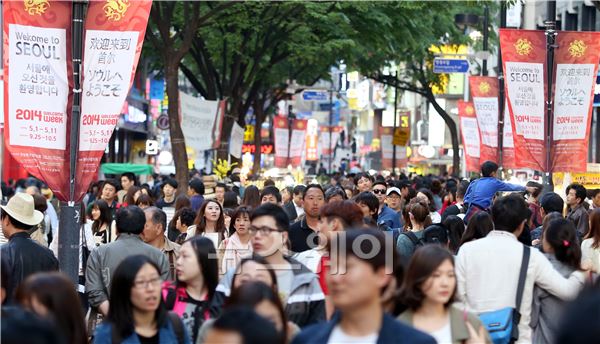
[283,201,298,222]
[1,232,58,300]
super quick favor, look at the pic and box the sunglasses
[373,189,387,195]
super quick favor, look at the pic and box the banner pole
[543,1,557,189]
[392,71,398,174]
[497,1,506,176]
[58,0,87,285]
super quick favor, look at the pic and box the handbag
[479,245,530,344]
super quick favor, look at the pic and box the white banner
[289,127,306,159]
[381,134,406,159]
[504,62,545,140]
[503,101,514,148]
[460,117,481,158]
[8,24,68,149]
[229,122,244,158]
[473,97,498,147]
[553,63,596,140]
[180,91,219,152]
[79,30,138,151]
[274,127,289,158]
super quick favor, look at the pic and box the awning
[100,163,153,175]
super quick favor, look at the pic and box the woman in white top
[398,245,491,344]
[190,199,228,249]
[221,206,253,274]
[581,208,600,272]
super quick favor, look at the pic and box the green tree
[145,2,233,189]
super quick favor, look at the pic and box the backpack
[402,224,449,248]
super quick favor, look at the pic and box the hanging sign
[273,116,289,168]
[458,100,481,173]
[469,76,499,163]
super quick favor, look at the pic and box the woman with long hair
[396,199,432,260]
[191,200,228,249]
[532,218,583,344]
[221,206,253,274]
[582,208,600,273]
[398,245,490,343]
[17,272,87,344]
[442,215,465,254]
[123,186,142,207]
[90,199,115,245]
[241,185,261,209]
[135,193,154,209]
[162,236,218,343]
[167,196,193,241]
[417,188,441,223]
[93,255,190,343]
[458,211,494,248]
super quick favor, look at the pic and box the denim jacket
[93,318,191,344]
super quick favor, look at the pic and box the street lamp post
[544,0,557,187]
[328,88,333,174]
[482,4,489,76]
[497,1,507,171]
[392,71,398,174]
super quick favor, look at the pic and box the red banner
[273,116,289,167]
[3,0,73,201]
[75,0,152,201]
[500,29,547,171]
[380,126,407,170]
[289,119,307,166]
[550,31,600,172]
[319,126,343,156]
[501,100,516,169]
[458,101,481,173]
[469,76,499,163]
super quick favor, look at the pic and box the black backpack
[402,224,449,248]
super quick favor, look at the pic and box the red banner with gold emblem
[500,29,547,171]
[458,100,481,173]
[469,76,499,163]
[289,119,307,166]
[3,0,73,201]
[273,116,289,167]
[550,31,600,172]
[74,0,152,201]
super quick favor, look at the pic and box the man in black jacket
[1,193,58,301]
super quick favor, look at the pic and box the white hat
[0,193,44,226]
[386,187,401,196]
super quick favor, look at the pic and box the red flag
[469,76,499,163]
[550,31,600,172]
[458,101,481,173]
[3,0,73,201]
[500,29,547,171]
[75,0,152,201]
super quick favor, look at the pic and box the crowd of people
[1,160,600,344]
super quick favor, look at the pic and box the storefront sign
[242,144,274,155]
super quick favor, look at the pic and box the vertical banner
[229,122,244,159]
[273,116,289,167]
[3,0,72,200]
[500,29,547,171]
[380,126,407,169]
[551,31,600,172]
[319,126,342,156]
[75,0,152,201]
[211,100,226,149]
[289,119,307,166]
[458,101,481,173]
[469,76,499,163]
[305,119,318,161]
[501,100,516,169]
[179,92,220,151]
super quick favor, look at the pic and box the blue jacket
[378,205,402,230]
[93,318,191,344]
[463,177,525,209]
[291,312,435,344]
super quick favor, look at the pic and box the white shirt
[429,317,452,344]
[328,325,377,344]
[294,201,304,218]
[581,238,600,273]
[430,211,441,224]
[455,230,586,342]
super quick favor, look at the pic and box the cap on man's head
[386,187,401,197]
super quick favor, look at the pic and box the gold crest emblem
[478,81,491,95]
[466,106,474,115]
[103,0,130,22]
[278,119,286,127]
[568,40,587,58]
[514,38,533,56]
[23,0,49,15]
[296,121,305,129]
